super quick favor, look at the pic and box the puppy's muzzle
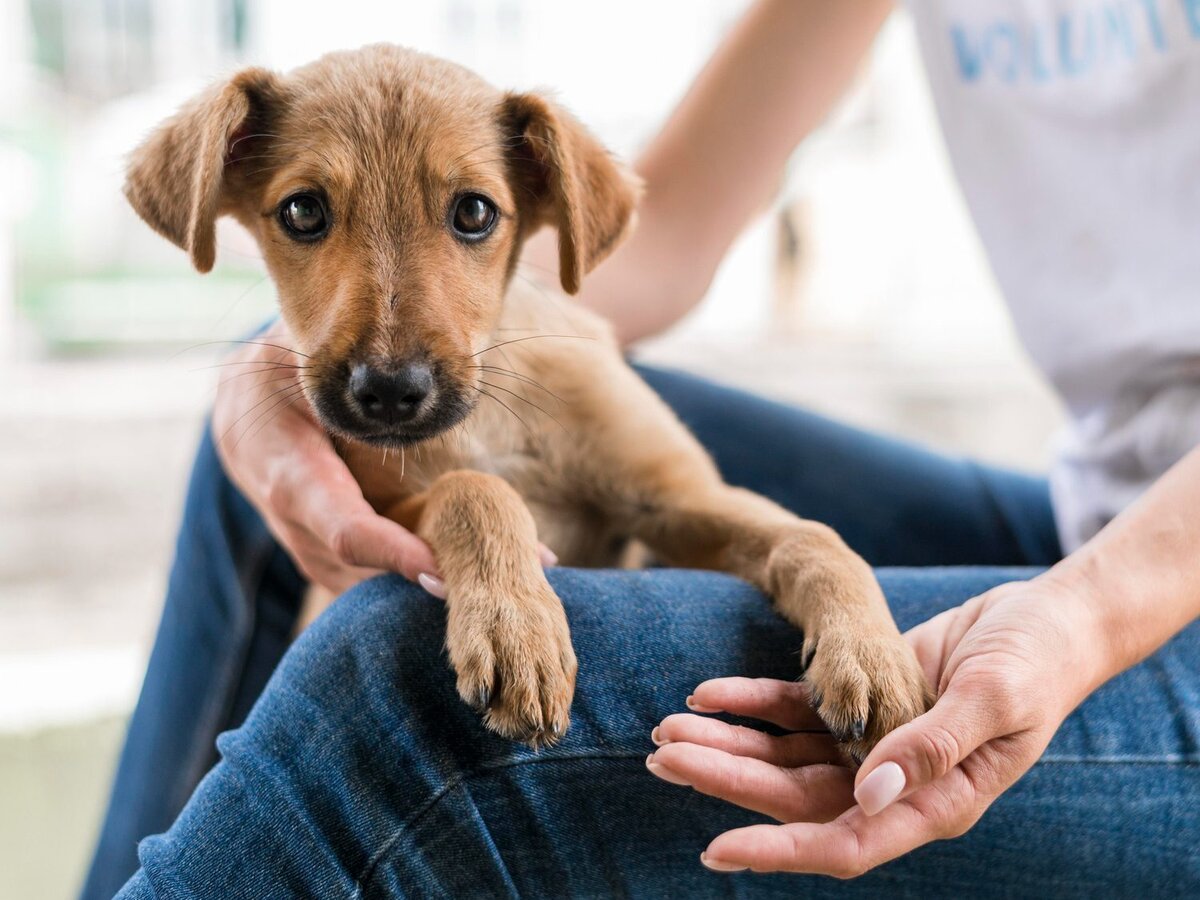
[313,354,473,447]
[349,361,433,424]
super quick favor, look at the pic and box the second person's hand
[645,577,1105,876]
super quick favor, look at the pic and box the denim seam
[351,749,1200,894]
[354,750,647,897]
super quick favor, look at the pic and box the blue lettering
[984,23,1021,83]
[950,25,984,81]
[1100,4,1136,61]
[1058,10,1097,76]
[1183,0,1200,37]
[1028,23,1053,81]
[1137,0,1167,50]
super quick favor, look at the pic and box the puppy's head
[125,45,638,446]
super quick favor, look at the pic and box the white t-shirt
[904,0,1200,550]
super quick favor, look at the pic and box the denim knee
[274,574,459,721]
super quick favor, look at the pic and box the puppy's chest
[345,411,571,511]
[344,414,629,567]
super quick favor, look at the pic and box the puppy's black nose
[349,362,433,423]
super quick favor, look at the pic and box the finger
[647,742,853,823]
[538,543,558,567]
[299,547,385,595]
[688,677,823,731]
[304,560,383,596]
[653,714,841,767]
[284,527,385,594]
[903,604,980,692]
[321,511,439,582]
[703,795,962,877]
[854,679,1002,816]
[280,452,440,580]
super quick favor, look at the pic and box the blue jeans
[84,368,1200,898]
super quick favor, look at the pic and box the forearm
[527,0,893,343]
[1040,445,1200,689]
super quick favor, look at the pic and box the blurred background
[0,1,1063,896]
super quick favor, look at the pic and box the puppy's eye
[279,193,329,240]
[450,194,498,241]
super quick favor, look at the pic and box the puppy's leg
[635,486,931,760]
[563,359,930,760]
[403,471,577,747]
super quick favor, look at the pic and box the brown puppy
[125,44,931,760]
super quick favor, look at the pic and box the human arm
[646,444,1200,874]
[524,0,895,343]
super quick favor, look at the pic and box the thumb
[853,682,999,816]
[337,514,439,582]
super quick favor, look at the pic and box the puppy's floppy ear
[501,93,641,294]
[124,67,280,273]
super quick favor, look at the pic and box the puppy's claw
[447,580,577,750]
[799,639,818,674]
[802,628,930,761]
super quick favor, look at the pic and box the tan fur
[125,44,931,759]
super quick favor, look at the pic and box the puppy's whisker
[189,360,309,375]
[176,339,313,360]
[443,133,539,173]
[236,385,310,450]
[475,388,535,438]
[455,154,543,169]
[470,334,593,358]
[478,380,568,434]
[219,380,306,443]
[228,131,287,149]
[229,371,312,393]
[515,259,559,278]
[514,272,577,332]
[469,365,565,403]
[221,383,308,449]
[228,132,343,172]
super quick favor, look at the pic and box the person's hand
[210,322,442,594]
[645,577,1107,876]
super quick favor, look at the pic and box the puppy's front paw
[446,580,577,748]
[801,627,932,764]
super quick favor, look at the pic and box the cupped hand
[210,322,441,594]
[645,578,1105,876]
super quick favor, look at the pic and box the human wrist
[1031,560,1132,700]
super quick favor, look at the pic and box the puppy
[125,44,931,760]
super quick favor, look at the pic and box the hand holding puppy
[211,320,557,596]
[211,320,441,594]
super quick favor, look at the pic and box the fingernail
[539,546,559,567]
[855,761,906,816]
[417,572,446,599]
[651,726,669,746]
[700,853,747,873]
[646,753,691,786]
[686,694,720,713]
